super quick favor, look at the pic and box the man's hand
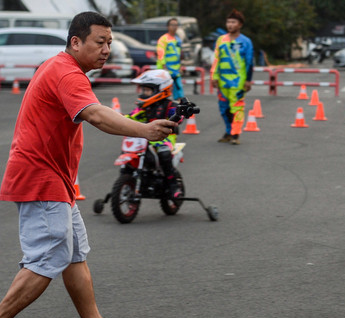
[244,81,252,92]
[211,79,219,89]
[144,119,178,141]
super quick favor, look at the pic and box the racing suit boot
[158,150,182,198]
[230,134,240,145]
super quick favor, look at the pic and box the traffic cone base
[244,110,260,132]
[313,102,327,121]
[74,175,86,200]
[309,89,320,106]
[253,99,264,118]
[297,85,308,100]
[291,107,309,128]
[183,114,200,134]
[12,80,20,94]
[111,97,122,113]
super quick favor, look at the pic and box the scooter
[93,97,219,223]
[307,39,332,64]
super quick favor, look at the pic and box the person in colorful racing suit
[127,69,182,198]
[156,18,184,101]
[211,9,254,145]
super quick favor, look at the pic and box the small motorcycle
[307,39,332,64]
[93,98,219,224]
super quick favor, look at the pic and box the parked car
[113,24,195,67]
[0,11,73,29]
[143,16,203,66]
[0,27,133,82]
[333,47,345,67]
[0,27,67,81]
[103,38,133,78]
[112,31,156,67]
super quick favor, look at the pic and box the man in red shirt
[0,12,176,318]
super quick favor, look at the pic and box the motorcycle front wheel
[111,174,140,224]
[160,170,185,216]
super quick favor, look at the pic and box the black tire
[207,205,219,221]
[93,199,104,214]
[160,170,185,216]
[307,55,314,65]
[111,174,140,224]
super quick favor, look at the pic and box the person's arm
[210,36,221,88]
[78,104,177,141]
[156,35,167,69]
[244,38,254,92]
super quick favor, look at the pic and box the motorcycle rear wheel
[111,174,140,224]
[160,170,185,216]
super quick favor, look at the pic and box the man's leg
[0,268,51,318]
[62,261,102,318]
[217,89,233,142]
[229,89,245,145]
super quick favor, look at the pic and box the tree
[126,0,178,23]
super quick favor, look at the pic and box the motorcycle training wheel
[93,199,105,214]
[160,170,185,216]
[111,174,140,224]
[207,205,219,221]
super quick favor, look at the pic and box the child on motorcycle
[126,69,182,198]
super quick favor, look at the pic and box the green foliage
[310,0,345,25]
[127,0,178,23]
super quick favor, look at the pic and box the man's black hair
[167,17,178,27]
[67,11,112,48]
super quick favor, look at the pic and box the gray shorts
[16,201,90,279]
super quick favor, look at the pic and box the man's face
[167,20,179,34]
[73,24,112,73]
[226,18,242,34]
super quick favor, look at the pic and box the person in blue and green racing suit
[211,9,254,145]
[156,18,184,101]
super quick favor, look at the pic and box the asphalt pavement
[1,61,345,318]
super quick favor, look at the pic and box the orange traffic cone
[297,85,308,100]
[12,80,20,94]
[253,99,264,118]
[244,110,260,132]
[74,175,86,200]
[313,102,327,121]
[309,89,320,106]
[291,107,309,128]
[182,114,200,134]
[111,97,122,113]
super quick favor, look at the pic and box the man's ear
[70,36,81,51]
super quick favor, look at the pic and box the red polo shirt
[0,52,100,205]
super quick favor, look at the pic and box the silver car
[333,48,345,67]
[0,27,133,82]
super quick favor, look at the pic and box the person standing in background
[156,17,185,102]
[211,9,254,145]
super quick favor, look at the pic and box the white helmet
[131,69,173,108]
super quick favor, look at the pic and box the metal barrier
[141,65,206,95]
[0,64,141,87]
[0,64,39,85]
[88,64,141,85]
[209,66,276,95]
[272,68,340,97]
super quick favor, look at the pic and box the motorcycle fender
[114,153,139,168]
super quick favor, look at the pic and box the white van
[0,11,73,29]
